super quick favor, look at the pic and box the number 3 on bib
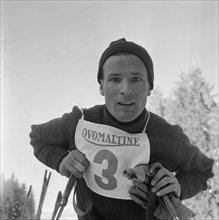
[93,149,118,190]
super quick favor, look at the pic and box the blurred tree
[148,68,218,219]
[0,174,35,220]
[148,86,166,118]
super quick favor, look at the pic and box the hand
[59,149,90,178]
[149,162,181,197]
[128,180,149,209]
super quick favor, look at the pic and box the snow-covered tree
[148,68,218,219]
[0,174,35,220]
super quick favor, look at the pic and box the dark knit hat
[97,38,154,90]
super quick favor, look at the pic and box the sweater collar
[103,105,148,134]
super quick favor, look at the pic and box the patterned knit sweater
[30,105,214,220]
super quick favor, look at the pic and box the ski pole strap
[159,195,179,220]
[73,179,93,216]
[145,190,157,220]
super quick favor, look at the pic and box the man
[30,38,214,220]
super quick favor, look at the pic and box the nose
[120,80,133,95]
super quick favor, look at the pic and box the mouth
[118,101,135,106]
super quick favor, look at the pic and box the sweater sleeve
[148,113,214,201]
[175,127,214,200]
[29,106,82,171]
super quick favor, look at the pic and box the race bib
[75,119,150,200]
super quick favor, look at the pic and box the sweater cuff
[177,175,192,200]
[176,173,201,200]
[47,147,69,172]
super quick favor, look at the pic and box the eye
[132,76,143,82]
[109,77,121,83]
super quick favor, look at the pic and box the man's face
[100,54,151,122]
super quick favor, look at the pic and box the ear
[99,80,105,96]
[147,83,151,96]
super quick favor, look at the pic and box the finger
[151,176,172,193]
[157,175,181,197]
[150,167,171,186]
[155,184,177,196]
[59,168,71,178]
[71,150,90,167]
[129,193,147,209]
[152,175,180,196]
[149,162,163,174]
[65,164,84,178]
[72,160,86,172]
[129,186,148,200]
[133,180,149,193]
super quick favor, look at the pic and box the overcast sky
[1,1,218,219]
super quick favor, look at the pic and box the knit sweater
[30,105,214,220]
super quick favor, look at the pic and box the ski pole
[36,170,51,220]
[51,191,62,220]
[55,174,77,220]
[19,185,32,220]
